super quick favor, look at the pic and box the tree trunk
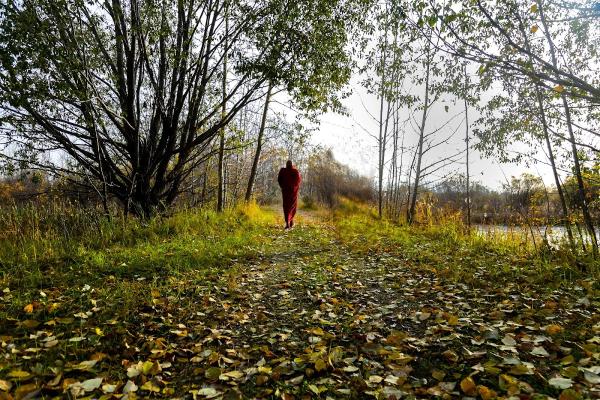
[408,45,431,225]
[245,82,273,202]
[377,23,389,219]
[516,12,575,250]
[217,8,229,213]
[537,0,597,254]
[463,66,471,229]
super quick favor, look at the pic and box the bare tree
[245,82,273,202]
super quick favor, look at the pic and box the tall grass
[331,197,599,281]
[0,200,278,294]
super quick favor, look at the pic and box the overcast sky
[308,78,555,191]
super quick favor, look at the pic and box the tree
[421,0,597,253]
[0,0,367,217]
[361,0,465,224]
[428,0,600,104]
[245,81,273,202]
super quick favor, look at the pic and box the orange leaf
[478,385,497,400]
[546,324,563,335]
[460,376,477,396]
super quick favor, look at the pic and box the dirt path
[2,212,599,399]
[156,216,598,399]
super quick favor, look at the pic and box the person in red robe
[278,160,302,229]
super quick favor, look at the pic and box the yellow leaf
[478,385,497,400]
[140,381,160,393]
[308,384,321,394]
[530,4,538,13]
[258,366,272,374]
[499,374,519,391]
[530,24,539,33]
[308,327,325,336]
[95,327,104,336]
[432,369,446,381]
[460,376,477,396]
[23,304,34,313]
[141,360,161,375]
[222,370,244,380]
[314,359,327,372]
[72,360,97,371]
[554,84,564,93]
[8,370,32,380]
[0,379,12,392]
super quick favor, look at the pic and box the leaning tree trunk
[537,0,597,254]
[408,46,431,225]
[245,82,273,202]
[517,15,576,251]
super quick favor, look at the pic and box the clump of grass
[300,195,317,211]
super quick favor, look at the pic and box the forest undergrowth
[0,201,599,399]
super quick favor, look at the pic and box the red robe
[278,166,302,226]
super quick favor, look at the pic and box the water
[475,224,597,246]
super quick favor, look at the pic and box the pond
[474,224,598,246]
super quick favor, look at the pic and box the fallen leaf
[77,378,103,392]
[7,370,32,381]
[531,346,550,357]
[140,381,161,392]
[314,359,327,372]
[0,380,12,392]
[549,377,573,389]
[123,380,138,394]
[460,376,477,396]
[477,385,497,400]
[14,383,38,400]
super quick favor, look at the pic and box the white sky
[309,81,556,192]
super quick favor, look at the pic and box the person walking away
[277,160,302,229]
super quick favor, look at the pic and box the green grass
[0,202,281,320]
[330,198,599,286]
[2,198,596,312]
[1,200,599,399]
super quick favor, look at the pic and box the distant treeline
[3,148,599,229]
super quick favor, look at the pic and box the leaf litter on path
[1,221,599,399]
